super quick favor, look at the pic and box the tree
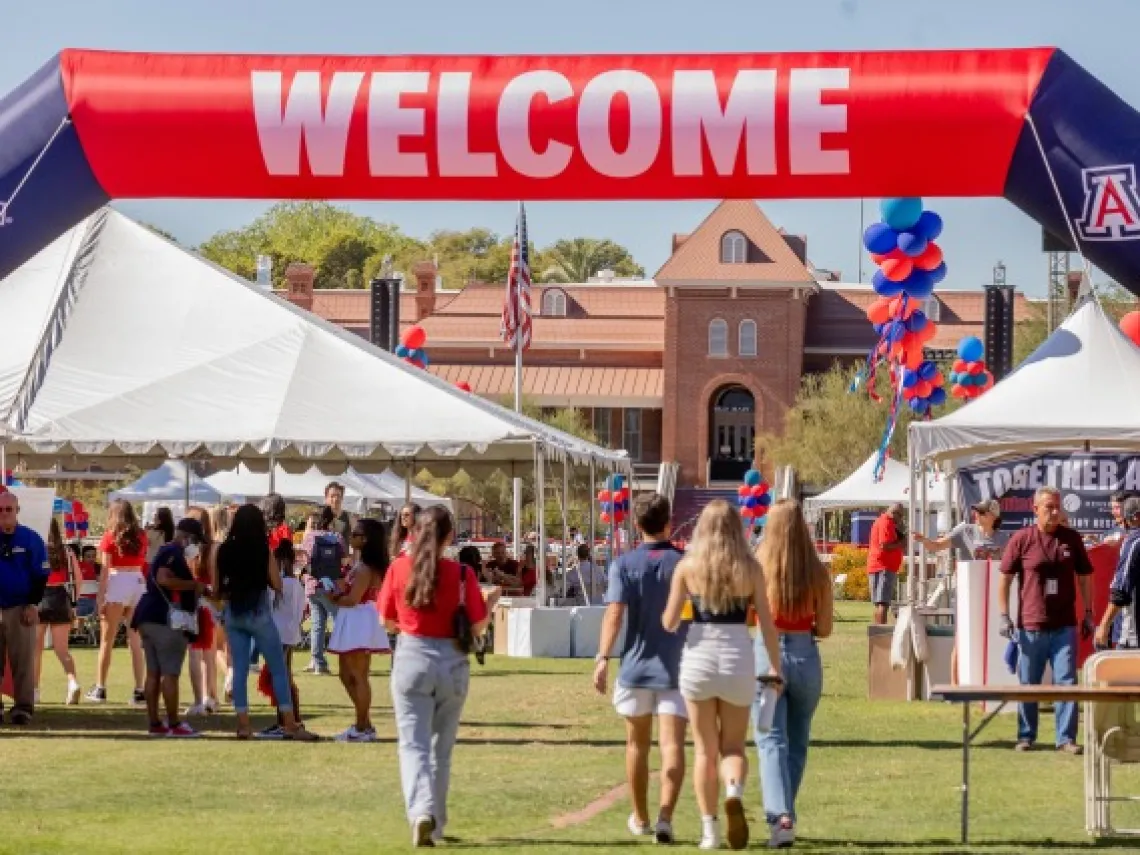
[760,362,965,488]
[537,238,645,283]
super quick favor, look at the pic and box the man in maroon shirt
[998,486,1094,754]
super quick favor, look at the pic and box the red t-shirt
[521,565,538,596]
[379,555,488,639]
[47,553,70,587]
[867,514,903,573]
[1001,524,1094,631]
[99,529,149,570]
[268,524,292,551]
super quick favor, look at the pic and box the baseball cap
[972,499,1001,518]
[176,518,205,540]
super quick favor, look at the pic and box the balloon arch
[2,47,1140,288]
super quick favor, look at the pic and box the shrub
[831,544,870,602]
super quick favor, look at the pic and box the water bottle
[754,675,781,733]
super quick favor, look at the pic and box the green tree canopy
[537,237,644,283]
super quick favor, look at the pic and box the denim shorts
[870,570,897,605]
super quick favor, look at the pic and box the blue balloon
[621,499,630,512]
[929,387,947,406]
[744,469,761,487]
[758,493,773,507]
[872,270,905,297]
[909,397,929,414]
[930,262,948,284]
[610,474,624,490]
[948,371,960,385]
[901,268,935,299]
[420,351,431,367]
[904,310,927,333]
[395,344,410,358]
[887,320,907,343]
[897,232,928,258]
[901,370,919,389]
[913,210,943,242]
[744,496,758,509]
[873,322,885,335]
[918,360,937,381]
[863,222,898,255]
[880,197,924,231]
[957,336,984,362]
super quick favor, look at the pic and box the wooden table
[931,684,1140,844]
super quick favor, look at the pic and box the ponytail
[405,506,453,609]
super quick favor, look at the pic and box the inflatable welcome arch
[4,47,1140,291]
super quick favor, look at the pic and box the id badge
[1045,579,1059,597]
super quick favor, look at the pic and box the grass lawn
[3,602,1139,854]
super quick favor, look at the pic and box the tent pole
[0,442,6,486]
[268,456,276,493]
[919,461,929,605]
[404,460,413,505]
[182,456,191,512]
[536,444,547,607]
[906,460,917,606]
[588,458,596,596]
[561,457,570,601]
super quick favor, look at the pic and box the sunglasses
[0,506,17,514]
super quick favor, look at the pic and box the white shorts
[105,571,146,609]
[613,682,688,719]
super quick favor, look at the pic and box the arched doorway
[708,385,755,483]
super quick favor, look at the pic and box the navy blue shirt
[605,541,687,691]
[132,543,196,629]
[1110,530,1140,634]
[0,525,49,609]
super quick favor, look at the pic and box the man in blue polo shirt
[0,490,49,725]
[593,493,687,845]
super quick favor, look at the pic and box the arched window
[720,230,746,264]
[738,319,757,357]
[708,318,728,357]
[541,288,567,317]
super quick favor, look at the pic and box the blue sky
[4,0,1139,294]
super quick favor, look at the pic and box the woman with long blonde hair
[663,500,782,851]
[753,499,833,848]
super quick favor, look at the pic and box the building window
[623,408,642,461]
[923,296,942,322]
[541,288,567,317]
[720,230,747,264]
[594,407,612,446]
[708,318,728,357]
[739,319,757,357]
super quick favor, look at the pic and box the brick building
[281,200,1028,505]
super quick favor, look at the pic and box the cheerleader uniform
[329,564,390,655]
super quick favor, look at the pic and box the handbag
[453,564,485,665]
[157,578,199,635]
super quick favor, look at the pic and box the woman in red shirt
[35,518,83,705]
[184,506,221,716]
[379,506,499,847]
[88,499,149,705]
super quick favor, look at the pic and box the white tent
[109,460,228,505]
[909,298,1140,465]
[204,464,451,513]
[804,454,946,520]
[0,209,627,480]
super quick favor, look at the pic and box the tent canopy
[803,454,946,520]
[909,298,1140,465]
[0,209,627,478]
[108,460,228,505]
[204,465,451,513]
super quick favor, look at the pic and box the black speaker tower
[369,278,402,351]
[983,285,1016,381]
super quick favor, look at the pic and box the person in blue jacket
[0,490,50,724]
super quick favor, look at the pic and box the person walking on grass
[753,499,833,849]
[329,518,391,743]
[257,538,307,740]
[35,518,83,706]
[301,505,347,675]
[593,493,687,845]
[0,490,49,725]
[663,499,783,851]
[379,507,500,847]
[133,518,206,738]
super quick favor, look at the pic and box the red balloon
[881,255,913,282]
[1121,311,1140,347]
[750,485,765,498]
[740,506,755,519]
[903,386,918,400]
[410,358,426,370]
[983,371,995,389]
[870,252,888,265]
[737,485,749,497]
[620,487,631,501]
[614,510,626,524]
[931,372,945,387]
[952,358,967,373]
[71,501,85,513]
[598,490,612,502]
[600,512,612,525]
[914,380,933,398]
[758,482,770,496]
[888,295,917,319]
[951,384,968,399]
[918,321,938,343]
[967,361,984,375]
[455,381,472,393]
[912,241,943,272]
[401,324,427,350]
[903,347,924,370]
[867,298,892,326]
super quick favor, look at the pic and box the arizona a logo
[1075,165,1140,241]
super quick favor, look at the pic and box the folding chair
[1084,650,1140,836]
[70,581,101,647]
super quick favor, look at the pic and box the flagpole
[512,201,524,566]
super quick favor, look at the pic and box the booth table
[932,684,1140,845]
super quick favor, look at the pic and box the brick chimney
[284,262,315,311]
[671,233,690,254]
[412,260,437,320]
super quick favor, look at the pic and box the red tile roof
[432,365,663,406]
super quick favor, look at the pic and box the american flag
[500,202,532,352]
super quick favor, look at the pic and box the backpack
[309,533,344,581]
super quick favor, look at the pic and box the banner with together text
[957,453,1140,534]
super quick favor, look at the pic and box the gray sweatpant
[390,634,470,834]
[0,606,37,715]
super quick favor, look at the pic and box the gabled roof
[803,454,946,519]
[655,200,816,285]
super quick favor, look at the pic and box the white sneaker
[335,725,376,743]
[654,818,674,845]
[183,703,207,717]
[769,817,795,849]
[204,698,219,715]
[628,813,653,837]
[412,815,436,847]
[66,681,81,706]
[699,817,722,850]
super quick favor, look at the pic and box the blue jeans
[753,632,823,824]
[308,593,338,668]
[1017,626,1078,746]
[225,601,293,715]
[390,635,470,834]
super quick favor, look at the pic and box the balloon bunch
[864,198,947,301]
[901,359,947,416]
[597,474,630,526]
[866,295,940,373]
[736,469,772,526]
[948,336,994,399]
[64,501,89,538]
[2,469,20,488]
[395,324,430,369]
